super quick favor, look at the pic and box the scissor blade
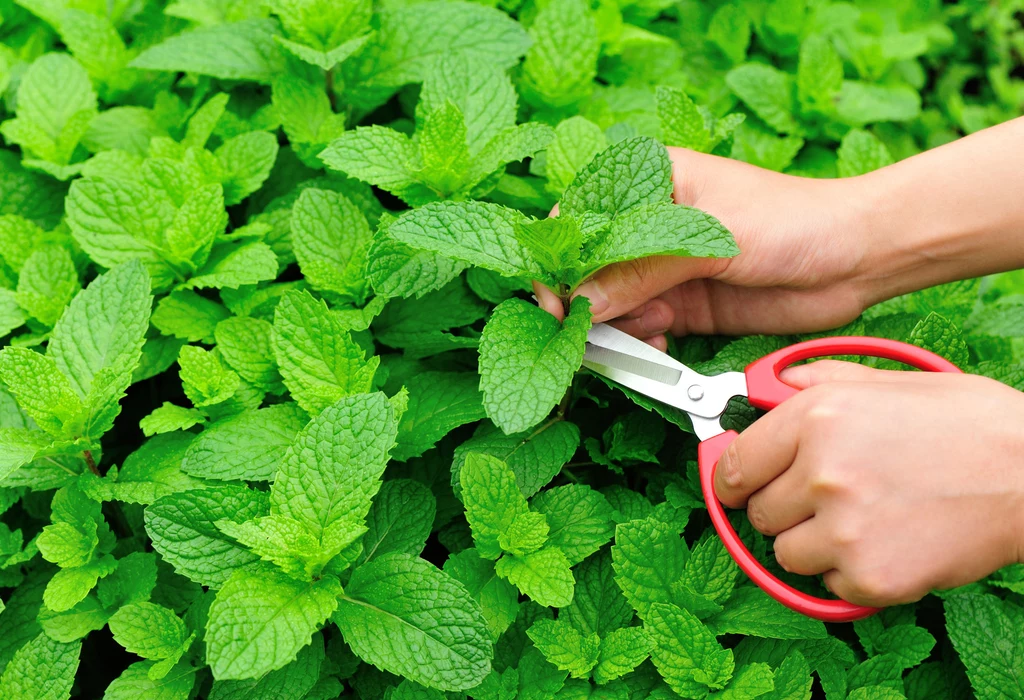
[583,344,682,385]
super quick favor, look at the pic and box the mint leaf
[543,117,607,196]
[130,20,285,83]
[461,452,534,560]
[646,602,734,696]
[394,371,486,461]
[0,633,80,700]
[292,188,373,302]
[357,479,435,565]
[520,0,599,110]
[527,618,600,679]
[207,633,323,700]
[837,129,894,178]
[565,550,634,638]
[945,593,1024,700]
[560,137,673,218]
[145,484,270,588]
[334,553,492,691]
[479,296,591,434]
[443,548,520,642]
[531,484,614,566]
[271,392,396,557]
[181,403,306,482]
[272,290,379,416]
[495,547,575,608]
[206,566,341,680]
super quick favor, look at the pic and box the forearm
[854,116,1024,304]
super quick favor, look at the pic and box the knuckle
[809,461,848,497]
[745,497,776,536]
[829,516,863,549]
[845,567,905,606]
[720,443,744,491]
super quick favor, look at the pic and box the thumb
[571,256,722,324]
[780,359,908,389]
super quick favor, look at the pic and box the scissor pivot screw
[687,385,704,401]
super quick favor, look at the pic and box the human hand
[536,147,885,350]
[713,360,1024,607]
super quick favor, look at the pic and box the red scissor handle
[699,336,963,622]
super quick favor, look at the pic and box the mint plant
[0,0,1022,698]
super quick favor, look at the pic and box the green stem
[326,66,338,113]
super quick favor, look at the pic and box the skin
[536,117,1024,607]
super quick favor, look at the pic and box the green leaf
[452,419,581,499]
[215,514,339,581]
[272,290,379,416]
[527,618,600,679]
[357,479,435,565]
[565,550,634,638]
[206,566,342,680]
[0,632,80,700]
[797,35,843,114]
[495,547,575,608]
[152,290,231,344]
[908,313,970,368]
[543,117,607,196]
[594,627,653,684]
[207,632,324,700]
[834,82,921,126]
[271,392,397,557]
[394,371,486,461]
[334,553,492,691]
[181,403,306,481]
[645,602,734,696]
[130,20,286,83]
[319,127,422,203]
[610,516,689,620]
[531,484,615,566]
[461,452,534,560]
[88,432,205,505]
[109,602,188,660]
[145,484,270,588]
[214,316,285,393]
[945,593,1024,700]
[479,297,591,434]
[681,535,740,604]
[443,548,520,642]
[102,659,196,699]
[178,346,239,408]
[706,587,827,640]
[520,0,599,109]
[726,64,800,135]
[217,132,280,206]
[292,188,373,302]
[711,662,775,699]
[373,278,488,358]
[0,347,84,437]
[181,240,279,291]
[836,129,895,178]
[15,245,79,327]
[96,551,159,609]
[966,296,1024,337]
[49,260,152,439]
[560,137,673,218]
[656,86,709,153]
[386,200,537,279]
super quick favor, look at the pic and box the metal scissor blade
[582,322,747,420]
[582,344,682,385]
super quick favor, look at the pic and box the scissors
[582,322,962,622]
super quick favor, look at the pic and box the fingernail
[573,280,608,317]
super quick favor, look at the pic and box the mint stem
[83,449,100,476]
[326,67,339,113]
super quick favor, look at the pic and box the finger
[644,335,668,352]
[780,360,911,389]
[606,299,675,338]
[745,462,815,537]
[772,517,836,576]
[571,256,725,324]
[532,281,565,321]
[714,393,810,508]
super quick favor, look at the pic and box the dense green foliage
[0,0,1023,698]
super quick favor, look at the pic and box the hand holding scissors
[583,323,1024,621]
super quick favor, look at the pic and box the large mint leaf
[386,201,539,278]
[144,484,269,588]
[460,452,534,560]
[291,188,373,302]
[645,603,734,696]
[560,137,674,218]
[340,1,530,112]
[478,297,591,434]
[443,548,520,642]
[565,550,634,637]
[611,516,692,621]
[0,632,81,700]
[520,0,599,110]
[181,403,307,482]
[334,553,492,691]
[580,201,738,274]
[206,566,341,680]
[270,392,397,553]
[48,260,152,440]
[945,593,1024,700]
[130,20,285,83]
[530,484,614,566]
[393,371,486,461]
[207,632,323,700]
[272,290,379,416]
[356,479,435,566]
[726,64,801,135]
[451,419,580,499]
